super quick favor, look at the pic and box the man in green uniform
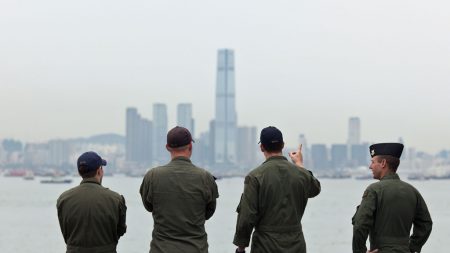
[140,126,219,253]
[352,143,433,253]
[57,151,127,253]
[233,126,321,253]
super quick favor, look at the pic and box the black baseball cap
[259,126,284,146]
[167,126,194,148]
[369,143,404,158]
[77,151,107,172]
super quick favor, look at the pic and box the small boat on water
[354,174,373,180]
[40,177,73,184]
[23,171,35,180]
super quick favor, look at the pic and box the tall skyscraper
[237,126,257,169]
[214,49,237,166]
[347,117,361,145]
[177,103,194,137]
[298,134,310,168]
[126,107,153,166]
[153,103,168,164]
[126,107,140,162]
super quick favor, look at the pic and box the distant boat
[40,177,72,184]
[355,174,373,180]
[4,170,27,177]
[407,174,429,181]
[23,171,35,180]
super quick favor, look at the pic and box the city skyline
[1,0,449,154]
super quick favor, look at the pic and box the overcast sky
[1,0,449,153]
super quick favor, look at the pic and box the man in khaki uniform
[140,126,219,253]
[352,143,433,253]
[57,151,127,253]
[233,126,321,253]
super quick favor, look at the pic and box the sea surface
[0,175,447,252]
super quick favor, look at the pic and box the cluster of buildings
[1,49,449,178]
[125,49,258,175]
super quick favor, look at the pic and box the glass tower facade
[214,49,237,165]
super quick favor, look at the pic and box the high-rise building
[214,49,237,166]
[351,143,368,167]
[311,144,329,170]
[153,103,168,165]
[237,126,257,169]
[298,134,311,168]
[347,117,361,145]
[126,107,153,166]
[177,103,194,137]
[331,144,347,170]
[126,107,140,162]
[49,139,70,166]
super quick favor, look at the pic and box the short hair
[167,144,190,152]
[78,165,99,178]
[376,155,400,172]
[262,142,284,153]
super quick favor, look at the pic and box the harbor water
[0,175,447,252]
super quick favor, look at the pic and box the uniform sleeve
[139,170,154,212]
[117,195,127,238]
[56,197,68,243]
[306,169,321,198]
[352,187,377,253]
[409,192,433,253]
[205,173,219,220]
[233,175,259,247]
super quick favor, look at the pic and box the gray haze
[1,0,449,153]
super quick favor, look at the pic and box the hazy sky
[1,0,449,153]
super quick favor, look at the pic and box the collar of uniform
[80,177,101,185]
[380,173,400,181]
[263,155,287,163]
[171,156,192,163]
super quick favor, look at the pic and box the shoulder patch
[362,190,368,198]
[244,176,250,184]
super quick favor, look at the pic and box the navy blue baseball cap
[77,151,107,172]
[259,126,284,146]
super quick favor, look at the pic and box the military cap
[369,143,404,158]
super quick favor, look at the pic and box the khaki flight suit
[57,178,127,253]
[352,173,432,253]
[233,156,321,253]
[140,156,219,253]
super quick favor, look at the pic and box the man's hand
[235,246,246,253]
[289,144,304,168]
[367,249,378,253]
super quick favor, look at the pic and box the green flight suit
[139,156,219,253]
[233,156,321,253]
[57,178,127,253]
[352,173,433,253]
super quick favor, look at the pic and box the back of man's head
[166,126,194,155]
[259,126,284,153]
[77,151,107,178]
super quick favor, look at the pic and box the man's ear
[380,159,387,168]
[97,166,103,176]
[260,144,265,153]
